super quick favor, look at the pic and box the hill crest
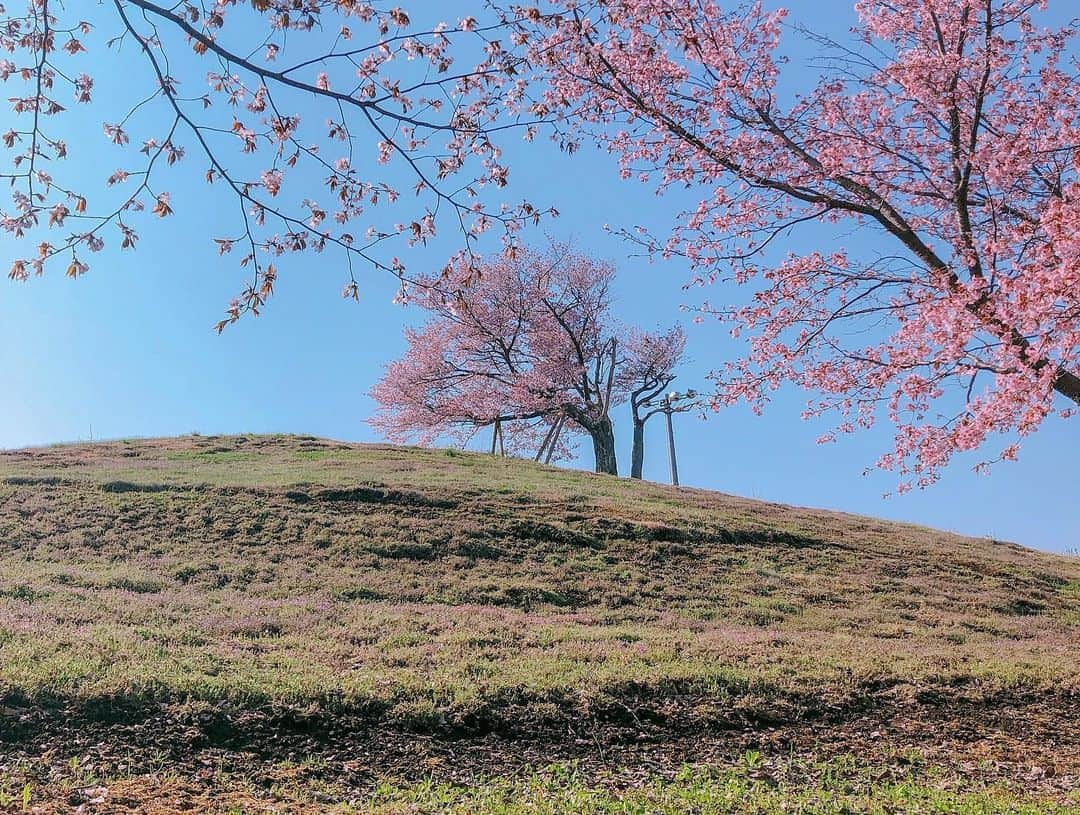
[0,432,1057,552]
[2,433,1079,810]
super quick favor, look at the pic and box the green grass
[6,754,1075,815]
[8,758,1074,814]
[361,763,1076,815]
[0,434,1077,813]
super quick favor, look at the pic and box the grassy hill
[0,434,1077,813]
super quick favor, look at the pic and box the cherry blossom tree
[523,0,1080,488]
[618,326,687,479]
[368,318,576,460]
[370,247,622,474]
[1,1,554,327]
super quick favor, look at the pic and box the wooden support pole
[544,416,564,465]
[535,420,558,462]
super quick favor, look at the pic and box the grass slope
[0,434,1077,813]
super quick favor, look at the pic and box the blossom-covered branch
[521,0,1080,487]
[1,0,555,328]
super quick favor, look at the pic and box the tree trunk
[589,415,618,475]
[1055,368,1080,405]
[630,419,645,479]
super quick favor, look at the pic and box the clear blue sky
[1,3,1076,553]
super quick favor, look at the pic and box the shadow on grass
[0,676,820,753]
[3,676,1069,763]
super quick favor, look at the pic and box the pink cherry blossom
[523,0,1080,486]
[1,1,554,330]
[371,247,625,473]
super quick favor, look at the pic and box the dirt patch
[1,685,1076,811]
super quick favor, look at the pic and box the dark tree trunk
[630,419,645,479]
[589,415,618,475]
[1055,368,1080,405]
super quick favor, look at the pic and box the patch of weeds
[464,585,585,610]
[0,781,33,811]
[744,607,785,626]
[0,584,40,602]
[3,475,66,487]
[104,576,162,594]
[230,620,284,639]
[365,760,1075,814]
[451,539,504,560]
[338,587,386,602]
[296,450,334,461]
[369,541,438,561]
[507,586,582,609]
[101,481,175,494]
[173,564,201,584]
[997,599,1046,616]
[317,486,457,510]
[506,520,602,550]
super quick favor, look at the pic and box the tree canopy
[370,247,685,475]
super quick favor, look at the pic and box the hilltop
[0,434,1077,813]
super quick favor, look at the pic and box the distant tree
[0,1,553,326]
[523,0,1080,488]
[370,247,622,474]
[367,318,568,459]
[618,327,687,479]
